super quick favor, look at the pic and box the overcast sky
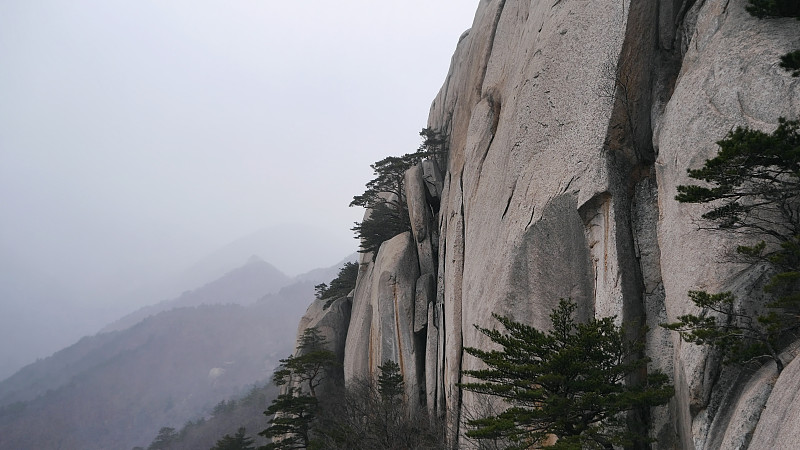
[0,1,475,298]
[0,1,477,376]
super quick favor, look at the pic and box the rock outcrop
[286,0,799,447]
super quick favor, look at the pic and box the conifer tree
[315,261,359,309]
[462,299,673,450]
[665,118,800,373]
[212,427,256,450]
[259,327,336,449]
[350,128,448,256]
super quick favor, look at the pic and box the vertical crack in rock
[477,0,508,98]
[501,189,514,219]
[597,0,669,443]
[392,281,405,383]
[578,192,614,317]
[476,94,501,182]
[632,173,679,446]
[448,169,467,441]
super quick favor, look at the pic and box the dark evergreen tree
[665,118,800,372]
[746,0,800,18]
[350,127,448,256]
[350,201,411,256]
[259,388,318,450]
[376,360,404,401]
[258,327,336,449]
[419,126,450,170]
[211,427,256,450]
[272,328,337,398]
[148,427,178,450]
[461,299,673,450]
[779,50,800,77]
[315,261,360,309]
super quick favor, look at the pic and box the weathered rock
[749,349,800,449]
[428,0,638,433]
[414,273,435,333]
[405,164,436,276]
[295,296,352,364]
[331,0,799,447]
[342,251,376,384]
[421,159,444,202]
[287,293,352,399]
[425,301,438,417]
[424,0,798,446]
[655,0,800,445]
[343,232,423,411]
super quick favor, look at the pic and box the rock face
[286,0,799,447]
[343,232,424,411]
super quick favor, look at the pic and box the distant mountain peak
[246,254,264,265]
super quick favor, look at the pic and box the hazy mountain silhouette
[102,256,292,333]
[0,255,122,383]
[0,255,353,450]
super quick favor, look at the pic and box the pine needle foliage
[272,328,336,398]
[259,328,337,449]
[315,261,359,309]
[461,299,673,450]
[350,128,448,256]
[746,0,800,18]
[779,50,800,77]
[212,427,256,450]
[377,360,404,401]
[667,118,800,373]
[259,388,318,450]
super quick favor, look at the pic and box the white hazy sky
[0,1,476,301]
[0,1,477,377]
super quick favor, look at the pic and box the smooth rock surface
[343,232,423,411]
[749,351,800,449]
[414,273,435,333]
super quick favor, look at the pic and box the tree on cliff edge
[259,327,336,449]
[461,299,673,449]
[315,261,359,309]
[350,127,448,256]
[664,118,800,372]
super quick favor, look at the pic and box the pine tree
[258,327,337,449]
[377,360,404,401]
[272,328,337,398]
[745,0,800,18]
[350,128,448,256]
[461,299,673,450]
[666,118,800,372]
[315,261,359,309]
[212,427,256,450]
[148,427,178,450]
[259,388,318,450]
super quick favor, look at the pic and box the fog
[0,1,475,380]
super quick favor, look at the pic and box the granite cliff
[292,0,799,447]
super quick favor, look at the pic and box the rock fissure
[477,0,508,98]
